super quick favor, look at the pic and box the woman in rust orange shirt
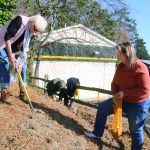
[84,42,150,150]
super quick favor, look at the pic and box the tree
[95,1,139,43]
[16,0,117,78]
[54,0,116,41]
[134,38,150,60]
[13,0,147,78]
[117,28,131,43]
[0,0,17,27]
[110,7,138,43]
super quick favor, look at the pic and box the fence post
[97,91,100,103]
[44,74,48,94]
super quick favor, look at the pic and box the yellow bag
[112,98,122,139]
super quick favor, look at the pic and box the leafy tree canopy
[0,0,17,27]
[135,38,150,60]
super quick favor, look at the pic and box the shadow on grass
[21,99,125,150]
[22,100,85,135]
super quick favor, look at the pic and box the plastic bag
[15,54,25,71]
[11,70,17,83]
[112,98,122,139]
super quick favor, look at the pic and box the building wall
[34,60,116,100]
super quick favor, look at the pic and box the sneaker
[84,131,100,138]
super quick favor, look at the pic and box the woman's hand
[113,91,124,105]
[9,54,16,69]
[5,40,16,69]
[16,63,22,73]
[115,91,124,99]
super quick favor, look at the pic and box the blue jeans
[0,48,27,91]
[93,97,150,150]
[0,49,10,90]
[15,55,27,91]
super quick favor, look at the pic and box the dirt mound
[0,83,149,150]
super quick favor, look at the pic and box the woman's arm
[4,16,22,68]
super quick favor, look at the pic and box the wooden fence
[29,76,111,109]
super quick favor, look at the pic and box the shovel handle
[16,70,34,112]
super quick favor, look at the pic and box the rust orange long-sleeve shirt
[111,60,150,103]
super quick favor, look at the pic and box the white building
[34,24,117,100]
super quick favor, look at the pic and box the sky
[125,0,150,54]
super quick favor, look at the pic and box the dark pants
[59,88,69,106]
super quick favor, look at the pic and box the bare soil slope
[0,83,149,150]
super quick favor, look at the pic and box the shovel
[16,70,34,112]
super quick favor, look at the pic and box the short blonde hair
[116,42,137,68]
[30,15,47,32]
